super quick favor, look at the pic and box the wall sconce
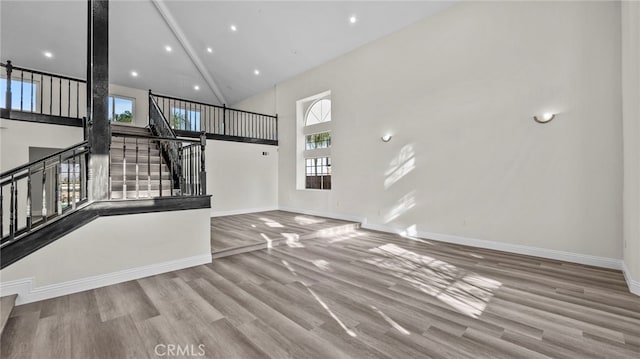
[381,134,392,142]
[533,113,555,124]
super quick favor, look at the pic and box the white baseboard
[211,206,278,217]
[362,222,622,270]
[622,262,640,296]
[0,253,212,305]
[278,206,365,224]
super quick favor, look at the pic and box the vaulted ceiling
[1,1,454,106]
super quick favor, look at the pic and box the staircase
[110,124,173,199]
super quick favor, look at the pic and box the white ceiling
[1,1,454,106]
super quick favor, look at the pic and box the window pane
[305,156,331,190]
[305,131,331,150]
[304,99,331,126]
[1,78,37,111]
[113,96,133,123]
[107,96,113,121]
[171,107,201,131]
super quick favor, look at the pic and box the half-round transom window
[305,99,331,126]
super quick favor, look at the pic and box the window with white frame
[108,95,134,123]
[297,94,332,190]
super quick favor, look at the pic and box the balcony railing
[150,90,278,145]
[0,61,278,144]
[1,61,86,125]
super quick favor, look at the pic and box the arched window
[299,96,332,190]
[305,99,331,125]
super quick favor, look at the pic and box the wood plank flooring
[210,210,358,253]
[2,211,639,358]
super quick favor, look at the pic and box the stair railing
[0,141,90,247]
[148,91,186,192]
[108,133,206,199]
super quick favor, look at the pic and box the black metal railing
[149,90,278,142]
[1,141,89,246]
[109,133,206,200]
[1,61,86,121]
[149,93,182,184]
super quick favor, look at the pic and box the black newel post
[3,60,12,117]
[200,132,207,195]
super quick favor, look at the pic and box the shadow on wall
[385,144,415,190]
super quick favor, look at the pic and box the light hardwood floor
[210,210,357,253]
[2,211,639,358]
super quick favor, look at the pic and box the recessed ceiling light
[165,45,172,52]
[194,85,200,90]
[254,69,260,75]
[43,51,53,58]
[230,24,237,32]
[349,16,357,24]
[207,47,213,53]
[131,71,138,77]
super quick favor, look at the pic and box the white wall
[236,1,623,262]
[207,140,278,216]
[0,208,211,304]
[622,1,640,292]
[0,119,84,172]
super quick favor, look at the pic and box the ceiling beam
[151,0,226,104]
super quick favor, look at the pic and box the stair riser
[110,189,175,199]
[111,183,172,191]
[110,164,169,172]
[110,157,165,165]
[111,148,161,156]
[110,173,170,180]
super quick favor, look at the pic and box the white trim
[278,206,365,224]
[362,222,622,270]
[623,261,640,296]
[0,253,211,305]
[211,206,278,217]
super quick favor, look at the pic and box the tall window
[301,97,332,190]
[108,95,134,123]
[171,107,201,132]
[0,78,38,111]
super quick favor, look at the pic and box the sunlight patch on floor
[367,243,501,318]
[371,305,410,335]
[328,231,363,244]
[294,215,326,225]
[282,233,305,248]
[260,217,284,228]
[281,259,357,337]
[312,259,332,271]
[315,225,360,244]
[260,233,273,248]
